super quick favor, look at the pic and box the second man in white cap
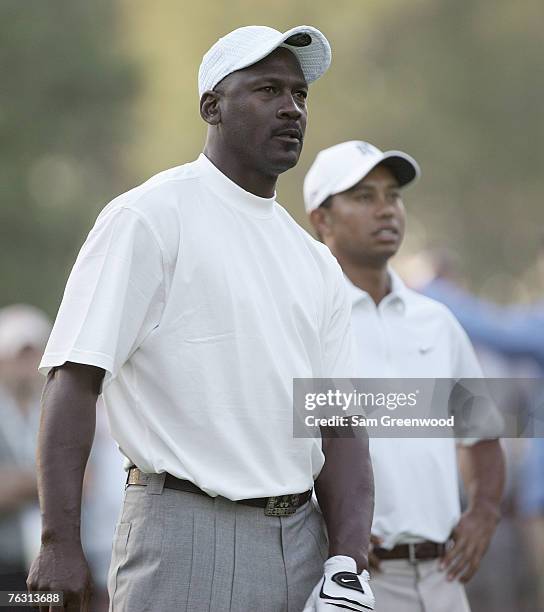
[305,140,505,612]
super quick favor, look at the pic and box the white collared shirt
[40,154,354,500]
[347,270,484,548]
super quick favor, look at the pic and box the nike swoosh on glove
[302,555,375,611]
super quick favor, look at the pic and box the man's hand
[303,556,375,611]
[440,503,500,583]
[448,439,505,583]
[368,535,383,572]
[27,540,92,612]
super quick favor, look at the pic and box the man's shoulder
[274,204,341,269]
[91,160,202,260]
[405,286,457,319]
[110,159,201,217]
[404,287,468,338]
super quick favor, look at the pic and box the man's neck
[340,258,391,306]
[203,146,277,198]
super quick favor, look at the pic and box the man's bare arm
[441,439,505,582]
[458,439,505,517]
[27,362,104,612]
[314,427,374,573]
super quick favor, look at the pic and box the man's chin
[352,245,400,267]
[372,245,400,262]
[267,150,301,175]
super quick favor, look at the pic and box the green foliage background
[2,0,543,315]
[0,1,137,313]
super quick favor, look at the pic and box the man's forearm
[37,364,101,543]
[314,427,374,572]
[458,439,505,518]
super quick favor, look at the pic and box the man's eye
[355,192,373,202]
[260,86,276,93]
[295,90,308,101]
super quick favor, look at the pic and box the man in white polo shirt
[304,140,505,612]
[27,29,375,612]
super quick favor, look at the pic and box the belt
[373,541,447,562]
[127,467,312,517]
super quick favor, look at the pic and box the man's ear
[310,207,333,241]
[200,91,222,125]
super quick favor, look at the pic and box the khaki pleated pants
[370,558,471,612]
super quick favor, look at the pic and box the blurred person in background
[0,304,124,611]
[420,248,544,369]
[0,305,50,601]
[419,247,544,611]
[518,436,544,610]
[305,140,505,612]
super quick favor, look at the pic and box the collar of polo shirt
[345,268,407,313]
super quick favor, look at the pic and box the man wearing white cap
[27,27,375,612]
[305,141,505,612]
[0,305,51,607]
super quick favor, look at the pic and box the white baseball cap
[303,140,421,213]
[198,25,331,98]
[0,304,51,359]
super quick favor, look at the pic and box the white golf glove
[302,555,375,611]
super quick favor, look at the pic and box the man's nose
[277,93,303,120]
[375,199,395,217]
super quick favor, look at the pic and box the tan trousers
[371,559,471,612]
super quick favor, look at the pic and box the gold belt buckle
[264,494,300,516]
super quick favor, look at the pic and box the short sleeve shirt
[40,154,354,499]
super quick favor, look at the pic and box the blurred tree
[0,0,137,314]
[120,0,543,300]
[2,0,542,309]
[344,0,544,297]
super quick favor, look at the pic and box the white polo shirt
[347,270,484,549]
[40,154,354,500]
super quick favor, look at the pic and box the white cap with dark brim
[198,25,331,98]
[304,140,421,213]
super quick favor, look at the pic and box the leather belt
[374,541,447,562]
[127,467,312,517]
